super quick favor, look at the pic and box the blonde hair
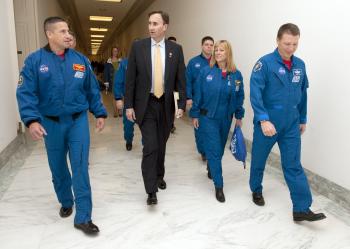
[209,40,236,73]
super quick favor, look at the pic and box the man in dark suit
[125,10,186,205]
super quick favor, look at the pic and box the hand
[235,119,243,127]
[300,124,306,135]
[186,99,193,109]
[260,120,277,137]
[116,100,124,110]
[126,108,136,122]
[96,117,105,132]
[29,122,47,140]
[176,109,184,118]
[192,118,199,129]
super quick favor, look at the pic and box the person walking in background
[190,40,245,203]
[104,46,122,117]
[186,36,214,165]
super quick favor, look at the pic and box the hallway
[0,95,349,249]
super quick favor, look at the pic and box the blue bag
[230,126,247,168]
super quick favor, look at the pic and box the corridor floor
[0,95,349,249]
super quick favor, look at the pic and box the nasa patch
[206,74,213,82]
[39,64,49,73]
[278,67,286,75]
[195,63,201,68]
[18,75,24,87]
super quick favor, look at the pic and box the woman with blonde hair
[190,40,245,202]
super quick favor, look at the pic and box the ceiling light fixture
[96,0,122,2]
[91,34,105,38]
[90,28,108,32]
[89,16,113,22]
[91,39,103,42]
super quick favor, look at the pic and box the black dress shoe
[157,179,167,190]
[59,207,73,218]
[126,142,132,151]
[74,221,100,235]
[252,192,265,206]
[293,210,327,222]
[207,165,212,179]
[147,193,158,205]
[215,188,225,202]
[170,126,176,133]
[201,153,207,162]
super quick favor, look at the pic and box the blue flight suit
[16,45,107,224]
[186,54,210,156]
[249,48,312,212]
[113,58,135,144]
[190,65,245,188]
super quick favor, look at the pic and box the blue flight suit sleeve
[16,55,43,127]
[185,60,194,99]
[250,60,270,122]
[113,61,126,100]
[190,69,204,118]
[298,72,309,124]
[85,59,107,118]
[234,71,245,119]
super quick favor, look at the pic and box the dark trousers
[139,95,170,193]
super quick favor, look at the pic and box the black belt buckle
[200,109,208,116]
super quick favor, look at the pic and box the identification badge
[235,80,241,92]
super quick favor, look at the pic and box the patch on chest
[39,64,49,73]
[292,68,302,83]
[195,63,201,68]
[73,64,85,72]
[206,74,213,82]
[74,71,85,79]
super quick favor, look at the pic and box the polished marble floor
[1,96,350,249]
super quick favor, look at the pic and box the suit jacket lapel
[164,39,171,84]
[143,38,152,83]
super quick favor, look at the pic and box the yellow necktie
[154,44,164,98]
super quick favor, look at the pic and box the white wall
[0,0,20,152]
[115,0,350,190]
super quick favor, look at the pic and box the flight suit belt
[200,109,208,115]
[266,105,297,110]
[45,111,82,122]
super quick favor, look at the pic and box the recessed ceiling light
[90,28,108,32]
[91,34,105,38]
[91,39,103,42]
[89,16,113,22]
[96,0,122,2]
[91,42,101,45]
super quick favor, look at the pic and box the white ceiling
[73,0,137,53]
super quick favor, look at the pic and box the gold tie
[154,44,164,98]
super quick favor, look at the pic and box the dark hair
[44,16,67,32]
[201,36,214,45]
[277,23,300,39]
[148,10,169,24]
[168,36,177,42]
